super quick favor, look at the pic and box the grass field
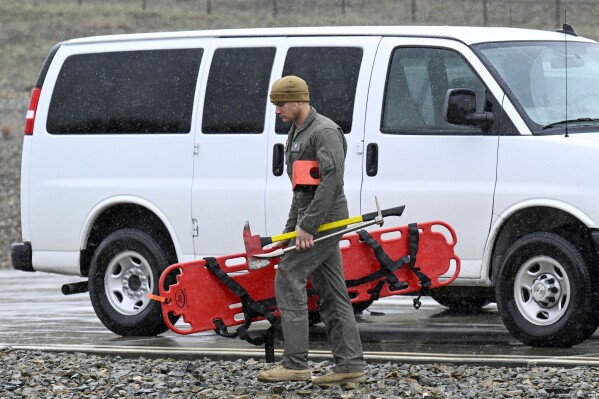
[1,0,599,136]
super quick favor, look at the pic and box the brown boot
[258,365,311,382]
[312,371,366,387]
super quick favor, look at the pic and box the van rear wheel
[496,232,599,347]
[89,228,173,336]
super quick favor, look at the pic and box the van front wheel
[496,232,598,347]
[89,229,172,336]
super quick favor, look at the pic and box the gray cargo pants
[275,236,364,373]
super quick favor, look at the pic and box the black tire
[495,232,599,347]
[89,228,175,336]
[430,290,491,312]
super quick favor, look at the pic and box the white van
[12,25,599,347]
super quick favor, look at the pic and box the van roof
[66,26,596,46]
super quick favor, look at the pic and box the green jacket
[283,107,349,235]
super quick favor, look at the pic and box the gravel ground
[0,135,22,271]
[2,347,599,399]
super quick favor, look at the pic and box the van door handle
[273,143,284,176]
[366,143,378,177]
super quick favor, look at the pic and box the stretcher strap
[407,223,432,290]
[345,230,410,302]
[204,257,282,346]
[347,225,434,306]
[407,223,432,309]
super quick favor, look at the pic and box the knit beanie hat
[269,75,310,102]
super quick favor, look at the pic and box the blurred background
[0,0,597,269]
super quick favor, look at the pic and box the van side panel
[494,135,599,227]
[20,43,64,246]
[191,38,285,257]
[27,39,209,275]
[264,37,381,234]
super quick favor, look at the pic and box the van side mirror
[444,88,494,131]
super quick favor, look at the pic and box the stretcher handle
[262,205,405,247]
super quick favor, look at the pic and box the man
[258,75,365,386]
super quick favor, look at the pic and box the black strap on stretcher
[347,223,432,309]
[204,257,282,363]
[406,223,433,308]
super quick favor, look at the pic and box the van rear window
[47,49,203,134]
[202,47,276,134]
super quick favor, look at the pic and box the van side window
[276,47,363,134]
[47,49,203,134]
[382,47,486,135]
[202,47,276,134]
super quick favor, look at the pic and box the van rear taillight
[24,87,41,135]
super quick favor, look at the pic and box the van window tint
[47,49,203,134]
[276,47,363,134]
[382,47,486,135]
[202,47,275,134]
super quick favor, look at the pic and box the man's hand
[295,226,314,251]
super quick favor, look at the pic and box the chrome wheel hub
[105,251,153,316]
[514,256,569,326]
[532,273,562,308]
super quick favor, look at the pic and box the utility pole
[483,0,488,26]
[556,0,561,28]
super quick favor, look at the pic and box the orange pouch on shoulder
[292,160,320,190]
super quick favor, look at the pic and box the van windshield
[475,41,599,134]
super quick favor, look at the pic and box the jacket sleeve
[299,128,345,235]
[283,195,299,233]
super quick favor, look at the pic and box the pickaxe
[244,198,405,269]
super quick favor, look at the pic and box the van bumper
[11,242,34,272]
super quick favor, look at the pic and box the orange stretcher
[152,221,460,361]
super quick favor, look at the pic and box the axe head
[243,221,272,270]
